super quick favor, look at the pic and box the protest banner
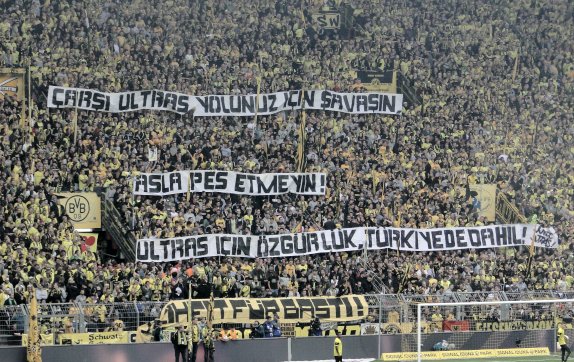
[133,171,326,196]
[48,86,403,116]
[136,224,557,262]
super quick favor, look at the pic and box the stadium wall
[0,331,555,362]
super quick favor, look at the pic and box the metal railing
[2,291,572,344]
[103,198,137,261]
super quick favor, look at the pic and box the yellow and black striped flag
[27,289,42,362]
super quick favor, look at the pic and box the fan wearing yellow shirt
[333,330,343,362]
[558,323,571,362]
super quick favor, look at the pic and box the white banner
[47,86,403,116]
[133,171,326,196]
[136,224,558,262]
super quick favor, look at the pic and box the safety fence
[1,290,573,345]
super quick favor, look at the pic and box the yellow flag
[27,289,42,362]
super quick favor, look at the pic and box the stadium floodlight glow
[416,298,574,362]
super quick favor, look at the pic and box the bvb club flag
[27,289,42,362]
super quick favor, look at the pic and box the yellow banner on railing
[59,331,133,345]
[160,295,369,325]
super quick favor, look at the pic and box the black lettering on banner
[342,94,355,112]
[249,300,265,321]
[234,173,246,192]
[444,230,456,248]
[119,93,130,111]
[257,236,269,257]
[130,92,140,109]
[229,96,241,113]
[312,298,330,320]
[136,241,149,261]
[52,87,64,106]
[183,237,193,257]
[92,92,105,110]
[242,95,255,114]
[343,229,357,249]
[356,95,368,112]
[141,91,152,107]
[303,91,315,107]
[320,232,332,251]
[196,236,208,256]
[64,90,76,107]
[468,229,481,247]
[159,240,170,260]
[341,295,354,318]
[166,301,190,324]
[204,171,217,190]
[332,230,345,250]
[327,297,342,319]
[331,94,342,110]
[269,236,281,256]
[481,227,494,246]
[352,296,365,317]
[172,238,184,260]
[149,174,162,193]
[455,229,467,247]
[196,96,208,113]
[229,299,248,320]
[391,229,400,250]
[368,94,379,111]
[219,236,231,256]
[211,299,227,321]
[296,298,315,319]
[164,93,177,110]
[400,229,414,250]
[280,298,299,320]
[257,175,277,194]
[234,236,250,257]
[307,232,319,253]
[431,230,443,249]
[304,174,316,193]
[257,299,280,319]
[79,90,92,108]
[215,171,227,190]
[293,234,307,254]
[382,95,396,113]
[320,90,331,109]
[277,174,289,193]
[495,226,508,246]
[191,171,202,191]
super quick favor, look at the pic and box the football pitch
[370,355,562,362]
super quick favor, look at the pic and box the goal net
[403,298,574,361]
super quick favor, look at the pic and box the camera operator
[310,317,322,336]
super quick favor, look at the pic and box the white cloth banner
[47,86,403,116]
[133,171,326,196]
[136,224,558,262]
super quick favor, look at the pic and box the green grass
[371,354,562,362]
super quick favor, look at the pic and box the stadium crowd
[0,0,573,334]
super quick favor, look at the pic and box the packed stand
[0,0,572,336]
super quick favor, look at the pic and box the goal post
[413,298,574,362]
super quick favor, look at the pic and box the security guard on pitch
[334,330,343,362]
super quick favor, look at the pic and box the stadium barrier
[0,331,558,362]
[2,291,572,345]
